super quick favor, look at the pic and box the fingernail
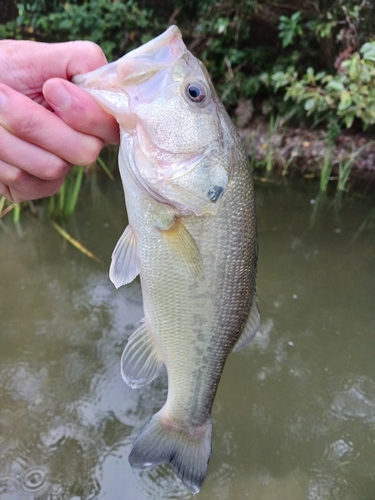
[45,82,71,110]
[0,91,5,112]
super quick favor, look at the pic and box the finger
[0,179,11,201]
[0,40,109,95]
[0,159,67,203]
[47,40,109,78]
[0,83,104,166]
[0,125,71,181]
[43,79,119,145]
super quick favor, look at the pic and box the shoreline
[239,120,375,185]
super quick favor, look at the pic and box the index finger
[0,83,103,166]
[0,40,109,94]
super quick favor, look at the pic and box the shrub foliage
[1,0,375,130]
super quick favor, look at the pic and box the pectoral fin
[109,225,140,288]
[121,319,164,389]
[232,300,260,353]
[159,217,203,276]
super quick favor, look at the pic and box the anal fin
[110,225,140,288]
[232,300,260,353]
[121,319,164,389]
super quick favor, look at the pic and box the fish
[73,25,259,494]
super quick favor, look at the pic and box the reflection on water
[0,180,375,499]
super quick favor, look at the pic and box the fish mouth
[73,25,185,95]
[122,25,184,64]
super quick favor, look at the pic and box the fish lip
[124,25,183,60]
[115,25,186,85]
[72,60,119,87]
[72,25,185,92]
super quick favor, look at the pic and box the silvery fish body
[73,26,259,493]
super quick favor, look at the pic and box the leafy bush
[278,11,303,48]
[0,0,166,61]
[1,0,375,128]
[269,41,375,130]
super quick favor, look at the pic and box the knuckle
[0,182,12,202]
[35,178,65,199]
[13,111,38,137]
[75,104,98,129]
[0,85,39,136]
[83,41,107,62]
[0,82,9,95]
[73,40,107,67]
[41,159,70,181]
[6,166,25,185]
[78,138,103,165]
[4,168,32,202]
[9,192,22,204]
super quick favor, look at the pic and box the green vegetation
[1,0,375,223]
[3,0,375,125]
[48,165,84,219]
[269,42,375,129]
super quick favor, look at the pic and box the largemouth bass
[73,26,259,493]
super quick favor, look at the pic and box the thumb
[43,78,119,145]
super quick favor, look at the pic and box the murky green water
[1,179,375,500]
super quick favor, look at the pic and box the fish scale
[73,25,258,494]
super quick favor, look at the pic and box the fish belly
[130,161,255,418]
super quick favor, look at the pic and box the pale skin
[0,39,120,203]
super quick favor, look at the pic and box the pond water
[0,178,375,500]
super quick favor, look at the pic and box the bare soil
[239,120,375,190]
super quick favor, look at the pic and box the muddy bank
[239,120,375,185]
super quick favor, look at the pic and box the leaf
[291,11,302,22]
[344,113,355,128]
[326,80,344,92]
[338,90,352,110]
[324,95,334,106]
[304,98,315,111]
[305,67,315,82]
[360,42,375,62]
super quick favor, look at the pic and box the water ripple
[0,465,50,500]
[331,377,375,423]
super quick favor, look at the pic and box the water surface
[0,180,374,499]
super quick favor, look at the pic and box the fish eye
[186,82,207,103]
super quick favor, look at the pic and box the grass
[319,146,333,193]
[0,199,19,220]
[48,165,84,218]
[47,152,116,219]
[261,115,286,176]
[353,207,375,242]
[337,142,374,193]
[0,152,116,262]
[51,221,104,264]
[0,152,116,221]
[97,156,115,180]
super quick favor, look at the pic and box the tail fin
[129,410,212,494]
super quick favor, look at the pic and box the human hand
[0,40,119,203]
